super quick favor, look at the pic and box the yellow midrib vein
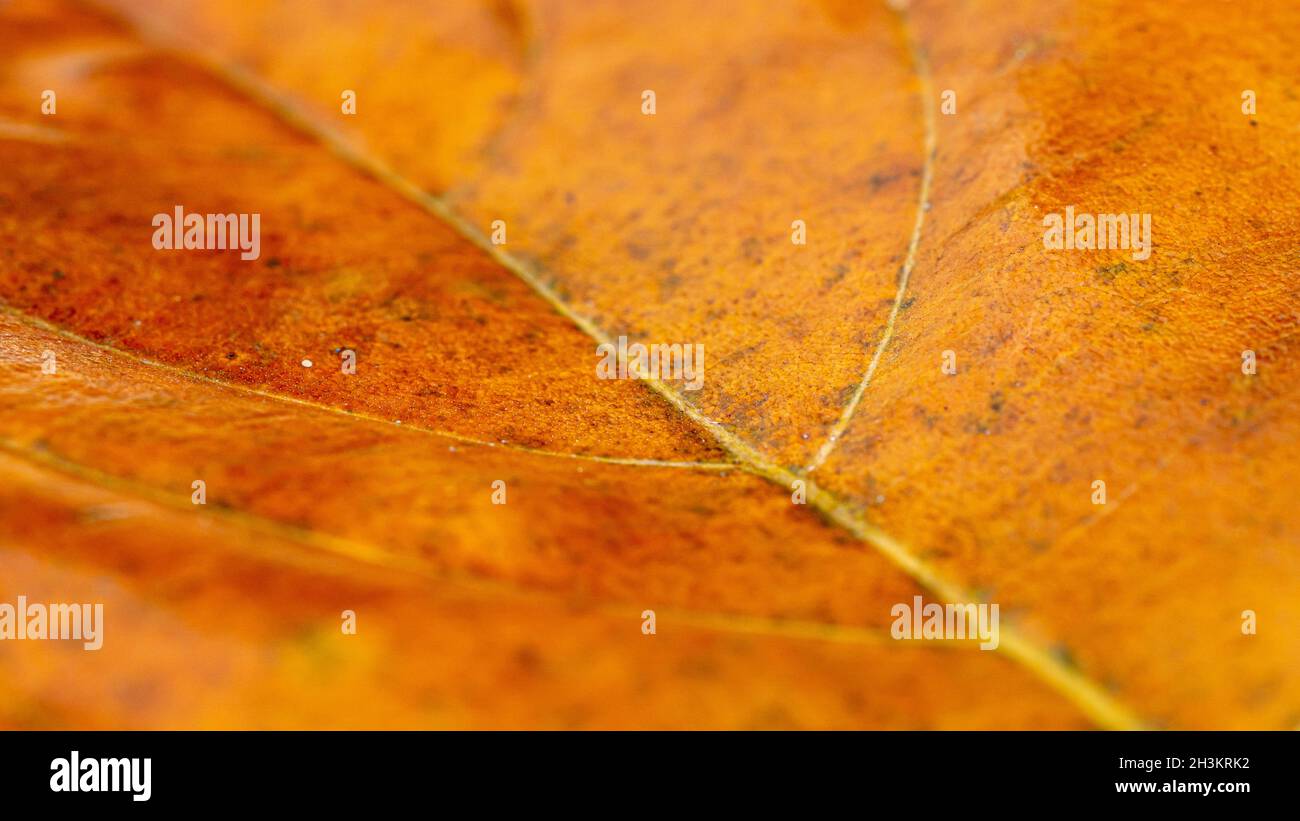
[76,0,1145,730]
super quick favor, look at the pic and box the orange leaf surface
[1,0,1296,728]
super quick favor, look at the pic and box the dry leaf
[0,0,1296,729]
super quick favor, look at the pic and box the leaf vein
[73,0,1146,730]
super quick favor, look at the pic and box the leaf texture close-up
[0,0,1297,731]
